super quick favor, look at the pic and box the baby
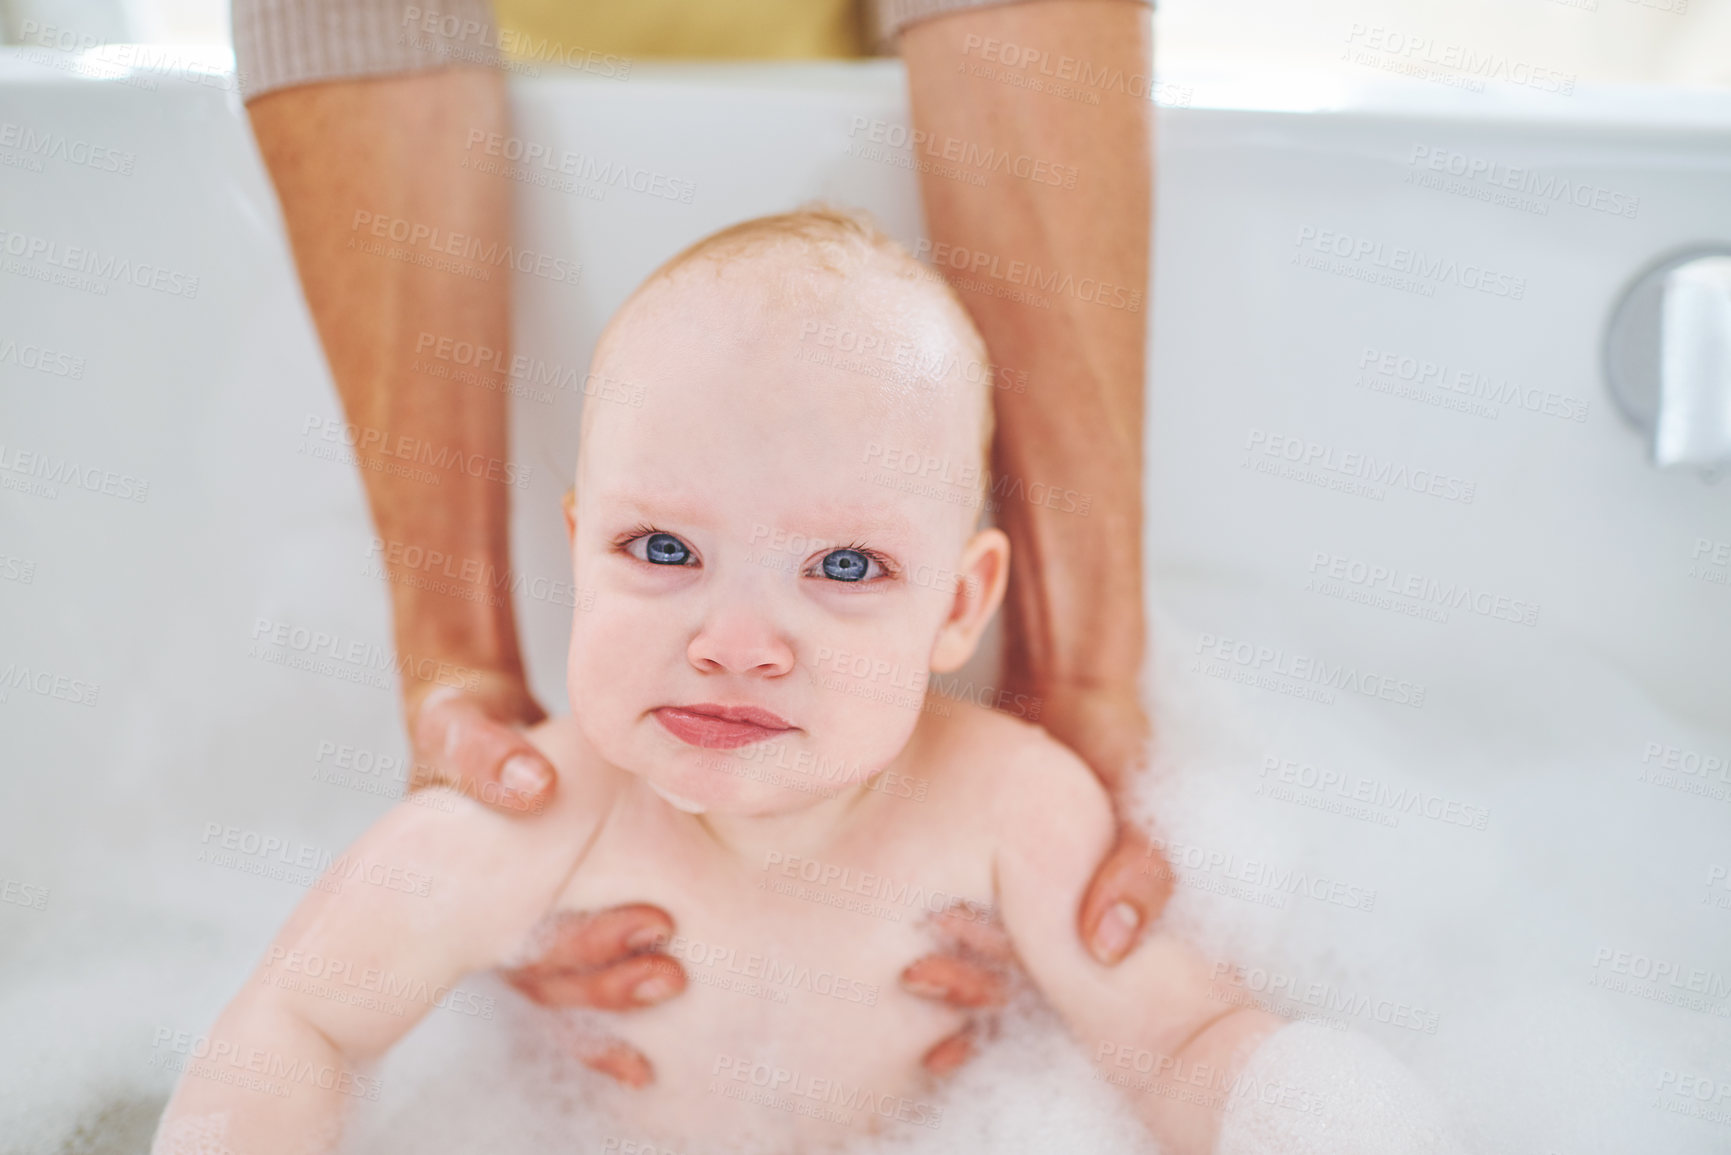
[154,210,1452,1155]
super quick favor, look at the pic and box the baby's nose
[686,604,795,677]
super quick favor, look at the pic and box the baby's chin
[646,780,712,814]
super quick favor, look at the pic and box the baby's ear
[930,527,1010,674]
[562,488,577,541]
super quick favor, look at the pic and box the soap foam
[3,601,1729,1153]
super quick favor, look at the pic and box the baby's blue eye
[821,548,876,582]
[644,533,690,565]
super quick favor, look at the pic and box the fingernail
[501,755,551,797]
[1092,901,1140,963]
[633,973,678,1004]
[626,926,667,953]
[901,977,947,999]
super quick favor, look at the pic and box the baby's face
[567,259,999,815]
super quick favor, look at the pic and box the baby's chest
[555,828,985,1022]
[532,826,993,1139]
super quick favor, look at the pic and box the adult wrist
[386,574,529,685]
[401,659,544,730]
[1021,675,1152,798]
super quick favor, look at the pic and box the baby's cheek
[568,606,660,704]
[813,697,921,786]
[802,639,926,761]
[806,606,932,664]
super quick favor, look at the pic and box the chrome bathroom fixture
[1605,245,1731,476]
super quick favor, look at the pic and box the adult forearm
[901,0,1152,702]
[248,69,533,715]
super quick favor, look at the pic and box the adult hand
[899,0,1167,983]
[405,672,688,1085]
[406,672,557,811]
[249,61,690,1085]
[897,686,1173,1074]
[1035,682,1174,965]
[901,902,1018,1075]
[502,908,687,1087]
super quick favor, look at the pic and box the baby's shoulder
[916,698,1110,829]
[378,715,621,881]
[282,717,622,979]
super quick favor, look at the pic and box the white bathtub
[1,47,1728,1154]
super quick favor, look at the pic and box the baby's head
[566,209,1008,816]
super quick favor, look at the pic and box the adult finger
[575,1039,655,1089]
[514,905,676,974]
[502,905,686,1010]
[1078,825,1172,966]
[899,953,1010,1010]
[925,901,1015,962]
[505,952,684,1011]
[920,1023,978,1076]
[411,687,556,811]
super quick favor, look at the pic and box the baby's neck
[690,776,877,866]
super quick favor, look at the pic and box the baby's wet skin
[153,216,1245,1155]
[503,224,1042,1145]
[509,704,1020,1149]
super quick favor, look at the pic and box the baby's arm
[988,730,1282,1153]
[154,746,608,1155]
[992,729,1463,1154]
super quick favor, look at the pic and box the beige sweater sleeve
[873,0,1152,47]
[232,0,1155,101]
[232,0,500,100]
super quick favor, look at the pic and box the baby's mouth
[652,703,795,749]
